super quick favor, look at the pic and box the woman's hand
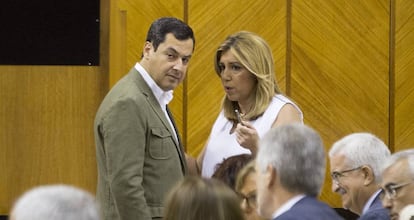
[235,121,259,155]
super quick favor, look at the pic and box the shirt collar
[272,194,306,219]
[362,189,382,214]
[135,62,173,106]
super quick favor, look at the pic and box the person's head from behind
[212,153,253,190]
[380,149,414,220]
[141,17,195,91]
[163,176,245,220]
[10,184,99,220]
[255,123,325,219]
[214,31,281,122]
[328,132,390,214]
[235,160,267,220]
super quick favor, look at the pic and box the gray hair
[399,204,414,220]
[328,132,390,183]
[11,184,100,220]
[256,123,325,197]
[381,149,414,175]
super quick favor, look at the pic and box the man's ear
[265,164,277,188]
[361,165,375,186]
[142,41,152,58]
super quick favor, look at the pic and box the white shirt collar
[362,189,382,214]
[135,62,173,107]
[272,194,306,219]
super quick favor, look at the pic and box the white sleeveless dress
[201,94,303,177]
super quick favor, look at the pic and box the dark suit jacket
[358,194,390,220]
[94,68,187,220]
[274,196,344,220]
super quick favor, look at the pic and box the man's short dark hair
[146,17,195,51]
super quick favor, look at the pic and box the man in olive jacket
[94,17,195,220]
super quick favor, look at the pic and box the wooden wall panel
[0,0,109,214]
[187,0,288,156]
[290,0,390,206]
[0,67,107,214]
[394,0,414,151]
[109,0,185,138]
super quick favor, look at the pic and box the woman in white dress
[193,31,303,177]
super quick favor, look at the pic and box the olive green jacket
[94,68,187,220]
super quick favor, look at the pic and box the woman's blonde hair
[214,31,281,121]
[235,160,256,192]
[164,176,245,220]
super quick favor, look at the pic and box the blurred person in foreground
[10,184,99,220]
[163,176,245,220]
[255,123,343,220]
[329,132,390,219]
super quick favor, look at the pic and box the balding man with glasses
[380,149,414,220]
[329,133,391,220]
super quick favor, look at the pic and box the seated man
[380,149,414,220]
[255,123,343,220]
[329,133,390,219]
[10,184,99,220]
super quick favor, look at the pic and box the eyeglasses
[238,192,257,208]
[380,181,414,200]
[331,166,363,184]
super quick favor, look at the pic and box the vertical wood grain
[109,8,128,87]
[394,0,414,151]
[389,0,395,152]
